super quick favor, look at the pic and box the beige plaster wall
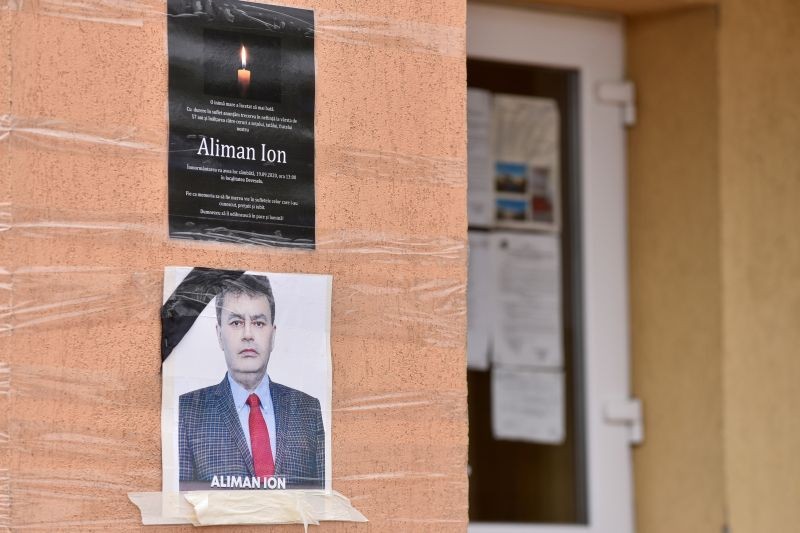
[1,1,468,531]
[627,7,725,533]
[719,0,800,531]
[630,1,800,532]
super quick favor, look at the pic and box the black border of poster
[167,0,315,249]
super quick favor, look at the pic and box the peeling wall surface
[0,0,469,530]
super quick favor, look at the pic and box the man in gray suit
[179,274,325,490]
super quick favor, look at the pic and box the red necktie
[246,393,275,477]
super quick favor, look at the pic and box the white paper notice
[468,88,494,227]
[492,366,564,444]
[492,94,560,231]
[467,231,492,370]
[491,232,563,368]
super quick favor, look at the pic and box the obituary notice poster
[167,0,315,248]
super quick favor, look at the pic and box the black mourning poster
[167,0,315,248]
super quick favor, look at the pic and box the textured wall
[630,1,800,532]
[627,7,725,533]
[719,0,800,531]
[1,1,468,531]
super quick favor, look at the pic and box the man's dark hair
[215,274,276,325]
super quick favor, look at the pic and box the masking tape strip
[0,363,9,530]
[0,116,466,189]
[5,2,464,57]
[128,489,367,527]
[0,209,467,259]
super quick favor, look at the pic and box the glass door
[467,4,634,533]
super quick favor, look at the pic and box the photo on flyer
[160,267,332,492]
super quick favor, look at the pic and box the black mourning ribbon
[161,267,246,363]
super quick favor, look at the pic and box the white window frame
[467,4,634,533]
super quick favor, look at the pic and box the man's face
[216,292,275,381]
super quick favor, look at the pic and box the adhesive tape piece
[128,490,367,526]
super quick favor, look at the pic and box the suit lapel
[214,375,255,476]
[270,380,288,475]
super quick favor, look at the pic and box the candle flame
[240,45,247,69]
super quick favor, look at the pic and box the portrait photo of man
[160,268,332,492]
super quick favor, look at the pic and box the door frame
[467,4,634,533]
